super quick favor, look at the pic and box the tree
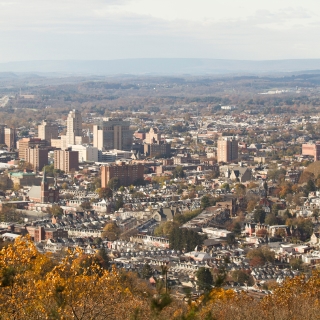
[253,207,266,223]
[221,183,230,192]
[98,187,113,199]
[141,263,153,279]
[169,226,205,251]
[196,267,213,291]
[108,177,120,191]
[115,196,124,211]
[96,248,110,270]
[18,161,33,171]
[172,166,185,179]
[61,182,68,190]
[235,184,246,197]
[265,213,278,226]
[226,233,236,245]
[232,222,242,235]
[290,257,303,270]
[102,222,120,240]
[230,270,254,286]
[201,195,211,209]
[306,179,316,192]
[42,164,64,177]
[247,199,257,212]
[80,201,91,211]
[47,205,63,217]
[247,246,275,266]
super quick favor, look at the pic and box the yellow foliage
[1,237,320,320]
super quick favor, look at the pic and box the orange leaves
[1,237,320,319]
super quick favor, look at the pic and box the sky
[0,0,320,62]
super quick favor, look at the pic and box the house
[152,206,180,222]
[229,166,252,183]
[310,232,320,245]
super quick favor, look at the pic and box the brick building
[18,138,47,160]
[4,127,16,151]
[54,149,79,173]
[38,120,59,145]
[217,137,238,163]
[144,142,171,158]
[30,226,68,242]
[101,161,144,187]
[25,146,49,171]
[302,143,320,161]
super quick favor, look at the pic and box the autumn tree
[97,187,113,199]
[102,222,121,240]
[47,204,63,217]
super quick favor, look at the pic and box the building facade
[302,143,320,161]
[18,138,47,160]
[5,127,16,151]
[144,127,161,144]
[54,149,79,173]
[70,145,98,162]
[38,120,59,145]
[101,161,144,187]
[217,137,238,163]
[60,109,83,149]
[93,118,133,151]
[25,146,49,172]
[144,142,171,158]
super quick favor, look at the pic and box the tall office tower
[144,127,161,144]
[5,128,16,151]
[38,120,59,145]
[54,148,79,173]
[217,137,238,163]
[25,146,49,172]
[18,138,47,159]
[93,118,133,151]
[61,110,83,149]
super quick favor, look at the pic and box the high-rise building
[217,137,238,163]
[54,149,79,173]
[93,118,133,151]
[25,146,49,172]
[38,120,59,145]
[101,161,144,188]
[144,127,161,144]
[4,127,16,151]
[18,138,47,160]
[61,110,83,149]
[0,125,6,145]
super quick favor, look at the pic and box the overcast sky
[0,0,320,62]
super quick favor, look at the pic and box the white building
[71,145,98,162]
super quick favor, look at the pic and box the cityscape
[1,0,320,319]
[0,73,320,318]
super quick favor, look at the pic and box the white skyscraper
[61,110,83,149]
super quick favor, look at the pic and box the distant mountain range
[1,59,320,75]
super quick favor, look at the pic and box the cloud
[0,1,320,61]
